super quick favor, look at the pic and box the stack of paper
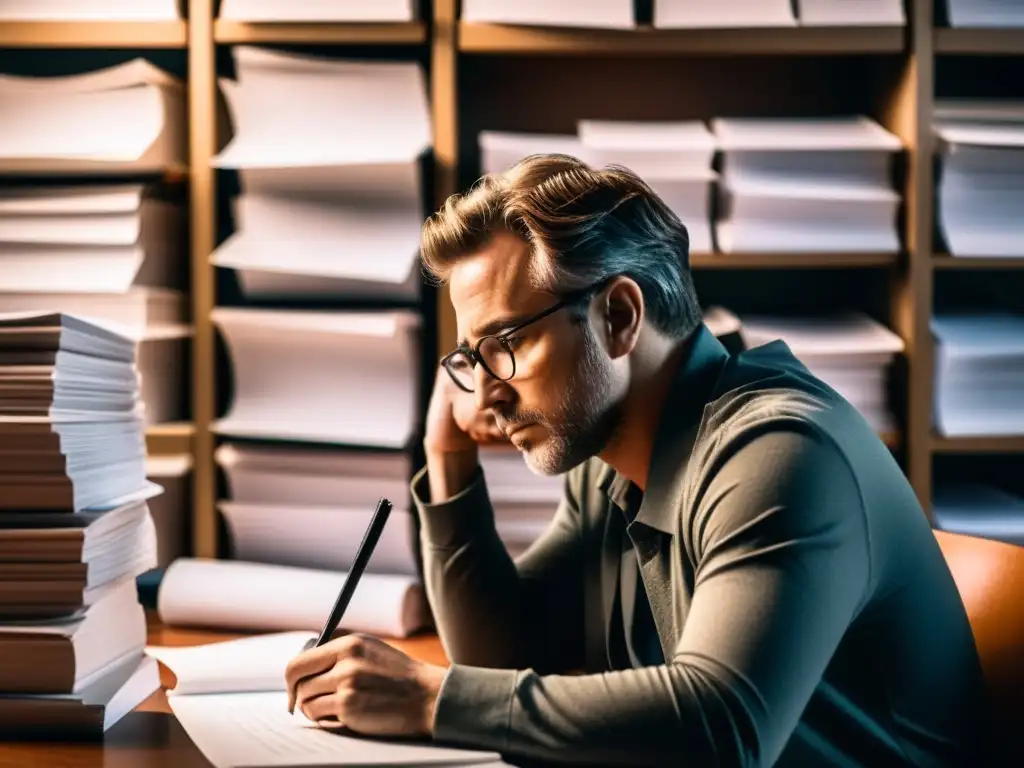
[218,0,414,20]
[215,443,418,576]
[0,183,190,426]
[712,116,902,253]
[931,314,1024,437]
[577,121,717,254]
[933,482,1024,548]
[653,0,796,27]
[738,312,905,434]
[945,0,1024,27]
[145,634,506,768]
[479,446,564,559]
[934,101,1024,258]
[211,47,430,301]
[0,58,185,174]
[0,0,180,19]
[157,559,430,639]
[212,308,420,447]
[479,123,716,253]
[0,311,162,737]
[479,131,596,176]
[462,0,634,28]
[795,0,905,25]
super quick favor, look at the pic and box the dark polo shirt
[411,324,994,767]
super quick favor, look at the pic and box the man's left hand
[284,634,448,738]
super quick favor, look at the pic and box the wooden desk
[0,614,450,768]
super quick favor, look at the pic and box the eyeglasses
[440,279,608,394]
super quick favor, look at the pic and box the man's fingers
[294,667,344,712]
[285,635,368,712]
[301,691,344,724]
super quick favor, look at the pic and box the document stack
[794,0,904,25]
[934,100,1024,258]
[653,0,796,27]
[712,116,902,254]
[0,311,161,737]
[462,0,634,28]
[577,121,717,254]
[0,59,190,428]
[161,46,434,640]
[931,313,1024,437]
[0,0,180,19]
[212,47,429,302]
[944,0,1024,27]
[738,312,905,435]
[218,0,414,20]
[479,123,716,253]
[156,444,428,638]
[480,131,597,176]
[933,482,1024,548]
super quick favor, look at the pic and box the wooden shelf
[690,252,899,269]
[932,255,1024,270]
[932,434,1024,454]
[458,22,905,55]
[213,20,427,45]
[146,422,195,455]
[0,21,187,48]
[934,28,1024,55]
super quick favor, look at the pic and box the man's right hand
[424,365,506,455]
[422,366,508,503]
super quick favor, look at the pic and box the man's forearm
[415,450,584,674]
[433,660,753,767]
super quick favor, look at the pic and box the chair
[934,530,1024,761]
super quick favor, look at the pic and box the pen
[303,496,393,652]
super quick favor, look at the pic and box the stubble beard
[517,328,621,477]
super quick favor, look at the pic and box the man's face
[448,231,622,476]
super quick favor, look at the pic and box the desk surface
[0,614,450,768]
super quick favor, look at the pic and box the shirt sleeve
[430,426,872,767]
[412,460,586,675]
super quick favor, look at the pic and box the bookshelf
[2,0,1021,559]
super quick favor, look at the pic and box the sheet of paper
[169,690,503,768]
[218,0,414,21]
[653,0,796,28]
[796,0,905,25]
[461,0,634,28]
[0,1,179,20]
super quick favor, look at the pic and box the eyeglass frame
[440,277,612,394]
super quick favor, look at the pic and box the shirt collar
[598,323,732,534]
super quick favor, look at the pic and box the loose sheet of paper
[168,690,503,768]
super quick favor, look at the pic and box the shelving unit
[457,22,906,55]
[3,0,1021,556]
[0,20,188,47]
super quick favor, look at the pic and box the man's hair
[420,154,702,340]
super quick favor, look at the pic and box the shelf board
[0,21,187,48]
[458,22,905,55]
[146,422,195,455]
[934,27,1024,55]
[690,252,898,269]
[932,434,1024,454]
[213,20,427,45]
[932,254,1024,270]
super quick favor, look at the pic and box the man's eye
[501,335,523,350]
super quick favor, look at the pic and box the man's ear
[598,277,643,360]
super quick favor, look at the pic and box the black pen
[303,496,393,652]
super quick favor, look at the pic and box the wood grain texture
[0,21,187,47]
[213,20,426,44]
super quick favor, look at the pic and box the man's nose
[473,364,508,411]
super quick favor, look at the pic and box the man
[286,155,995,766]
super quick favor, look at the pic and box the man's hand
[424,365,506,455]
[284,634,448,738]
